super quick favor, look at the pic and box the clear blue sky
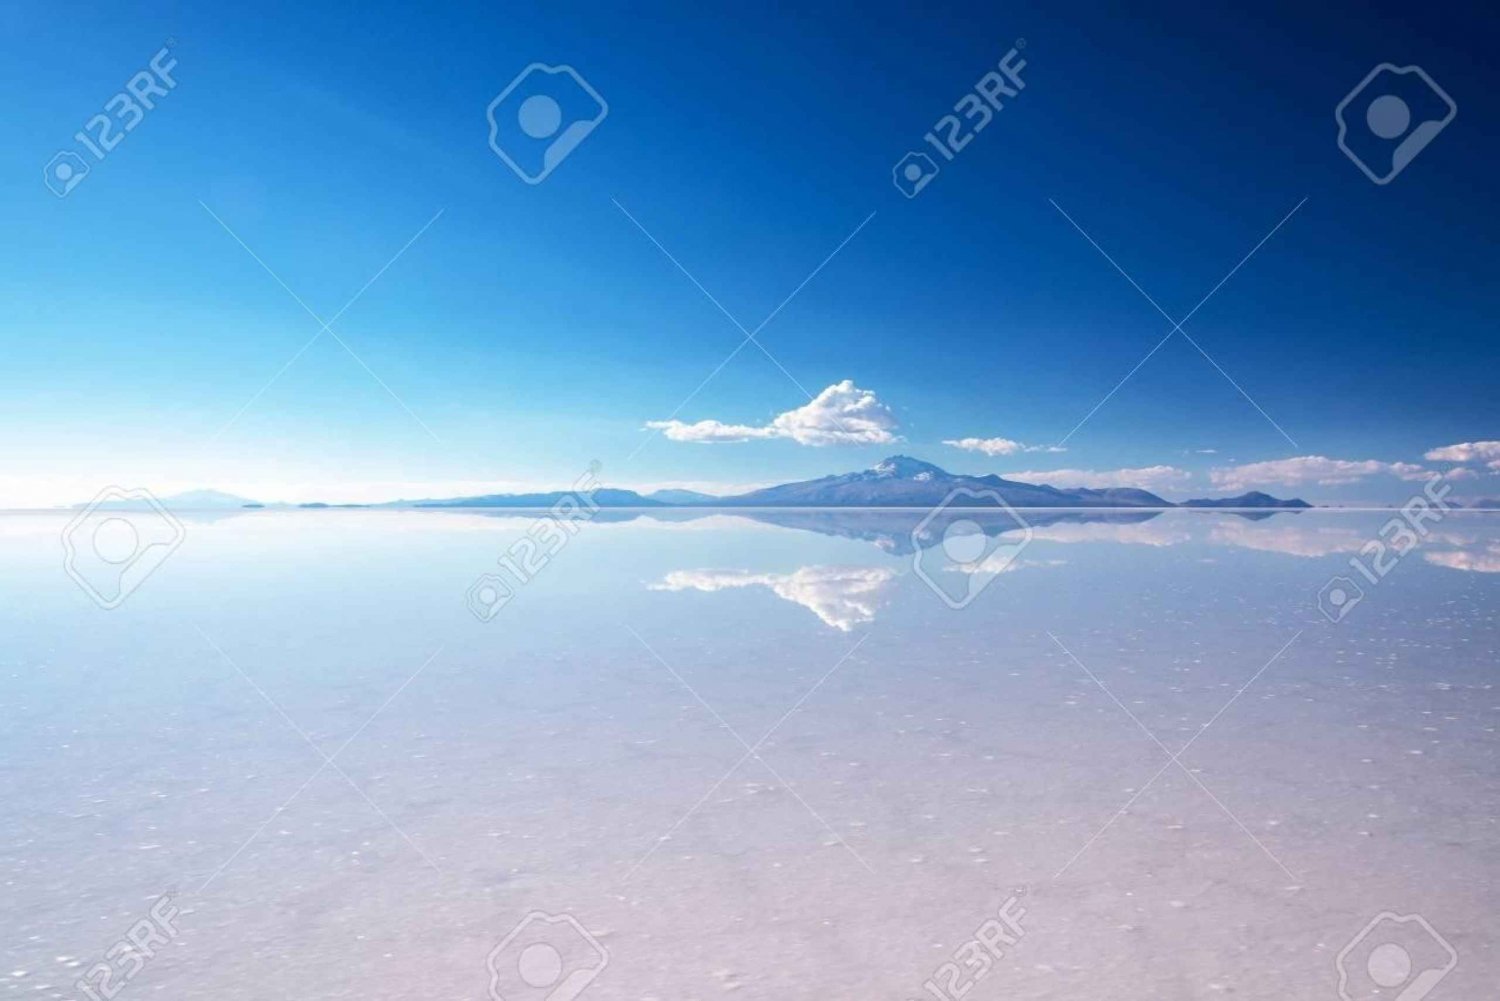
[2,0,1496,505]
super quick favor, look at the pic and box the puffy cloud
[647,380,898,447]
[1209,456,1428,492]
[943,437,1065,456]
[651,565,896,630]
[1001,465,1194,491]
[646,419,776,444]
[1424,440,1500,463]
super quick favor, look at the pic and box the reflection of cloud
[1206,519,1366,557]
[1424,540,1500,573]
[1027,521,1193,547]
[651,565,897,630]
[646,380,898,446]
[945,556,1066,575]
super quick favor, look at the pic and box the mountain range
[409,455,1310,510]
[75,456,1325,510]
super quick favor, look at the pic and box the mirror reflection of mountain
[650,566,898,631]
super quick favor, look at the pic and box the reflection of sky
[4,508,1500,1000]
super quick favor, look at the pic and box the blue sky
[2,0,1496,505]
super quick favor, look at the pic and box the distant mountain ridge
[1180,491,1312,509]
[712,455,1176,508]
[75,457,1315,510]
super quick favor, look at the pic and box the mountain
[78,489,259,511]
[1470,498,1500,510]
[411,488,662,508]
[715,455,1173,508]
[1180,491,1311,509]
[646,488,721,505]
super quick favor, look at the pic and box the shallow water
[1,509,1496,1000]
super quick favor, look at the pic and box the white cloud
[647,380,899,447]
[1209,456,1428,492]
[645,419,776,444]
[651,565,896,630]
[943,437,1065,456]
[1001,465,1193,491]
[1424,440,1500,463]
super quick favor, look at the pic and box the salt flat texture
[1,510,1495,1000]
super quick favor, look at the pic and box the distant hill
[70,459,1320,511]
[646,488,721,505]
[713,456,1173,508]
[411,488,662,508]
[1180,491,1311,509]
[78,489,259,511]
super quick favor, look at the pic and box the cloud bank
[1209,455,1429,492]
[1002,465,1194,491]
[944,437,1065,456]
[647,380,899,446]
[1424,440,1500,463]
